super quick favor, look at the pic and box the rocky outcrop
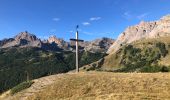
[48,36,70,50]
[108,15,170,54]
[1,31,42,48]
[15,31,38,42]
[85,37,114,53]
[0,38,14,46]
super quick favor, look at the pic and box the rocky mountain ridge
[84,37,115,53]
[0,31,114,53]
[1,32,42,48]
[108,14,170,54]
[48,36,70,50]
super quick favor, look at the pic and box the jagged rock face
[47,36,114,53]
[48,36,64,45]
[1,32,42,48]
[108,15,170,54]
[0,32,114,53]
[15,32,38,42]
[0,38,14,46]
[48,36,69,50]
[85,37,114,53]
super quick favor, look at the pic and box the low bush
[140,65,170,73]
[11,81,34,95]
[161,66,169,72]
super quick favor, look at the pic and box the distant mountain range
[0,31,114,53]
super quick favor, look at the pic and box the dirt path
[1,73,74,100]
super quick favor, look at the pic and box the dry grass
[4,72,170,100]
[102,53,121,69]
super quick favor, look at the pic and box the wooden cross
[70,25,84,73]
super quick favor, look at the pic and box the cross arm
[70,39,84,42]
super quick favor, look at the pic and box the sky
[0,0,170,41]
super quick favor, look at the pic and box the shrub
[168,44,170,48]
[156,42,168,57]
[140,66,161,73]
[11,81,34,95]
[161,66,169,72]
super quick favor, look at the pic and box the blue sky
[0,0,170,41]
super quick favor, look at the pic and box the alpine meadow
[0,0,170,100]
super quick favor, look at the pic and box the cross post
[70,25,84,73]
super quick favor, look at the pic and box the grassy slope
[132,37,170,66]
[2,72,170,100]
[102,37,170,70]
[0,47,105,93]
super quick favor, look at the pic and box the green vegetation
[64,51,106,70]
[116,42,169,72]
[80,52,106,67]
[140,66,167,73]
[161,66,170,72]
[11,81,34,95]
[0,47,105,93]
[156,42,168,57]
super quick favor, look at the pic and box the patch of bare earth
[2,72,170,100]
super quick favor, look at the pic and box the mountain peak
[108,14,170,54]
[15,31,38,42]
[161,14,170,21]
[139,20,146,25]
[0,31,42,48]
[48,35,65,44]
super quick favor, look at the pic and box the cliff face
[48,36,70,50]
[108,15,170,54]
[1,31,42,48]
[84,37,114,53]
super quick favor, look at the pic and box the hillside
[84,14,170,72]
[1,72,170,100]
[0,47,106,94]
[84,37,170,72]
[108,14,170,53]
[107,36,170,70]
[83,36,170,72]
